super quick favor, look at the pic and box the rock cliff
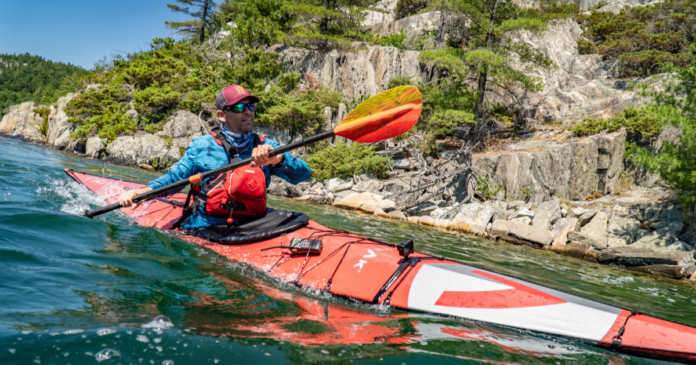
[497,19,656,124]
[271,44,427,100]
[473,129,626,203]
[0,102,45,143]
[46,93,76,149]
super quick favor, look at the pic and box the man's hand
[250,144,282,168]
[118,187,153,208]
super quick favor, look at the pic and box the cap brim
[226,94,260,107]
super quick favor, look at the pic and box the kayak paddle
[84,85,422,218]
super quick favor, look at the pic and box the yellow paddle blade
[334,85,422,143]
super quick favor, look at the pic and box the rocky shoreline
[266,127,696,281]
[276,177,696,280]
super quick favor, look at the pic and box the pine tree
[419,0,555,121]
[282,0,380,48]
[627,48,696,210]
[165,0,217,44]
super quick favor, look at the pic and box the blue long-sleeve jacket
[147,133,311,229]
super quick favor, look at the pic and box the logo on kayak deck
[354,249,377,273]
[84,176,107,185]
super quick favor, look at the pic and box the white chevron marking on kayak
[363,249,376,258]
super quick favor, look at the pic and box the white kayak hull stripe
[408,264,622,341]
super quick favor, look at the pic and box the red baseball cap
[215,84,260,110]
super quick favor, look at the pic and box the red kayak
[66,168,696,363]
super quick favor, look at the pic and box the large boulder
[504,220,554,247]
[550,217,580,251]
[607,214,641,247]
[353,175,384,193]
[597,247,696,279]
[158,110,207,139]
[85,136,106,158]
[333,191,395,213]
[448,202,496,235]
[105,133,170,166]
[267,176,302,198]
[630,233,693,252]
[297,182,332,204]
[326,177,353,193]
[156,110,207,162]
[567,211,609,249]
[0,102,44,143]
[532,198,561,230]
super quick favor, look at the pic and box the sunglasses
[223,103,256,113]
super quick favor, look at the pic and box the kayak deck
[66,169,696,363]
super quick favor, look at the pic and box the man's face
[217,97,254,134]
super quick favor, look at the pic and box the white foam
[37,179,107,215]
[142,315,174,329]
[96,328,116,336]
[95,348,120,362]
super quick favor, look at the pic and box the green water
[1,138,694,365]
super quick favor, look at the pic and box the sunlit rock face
[0,101,44,143]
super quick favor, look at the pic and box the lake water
[1,138,694,364]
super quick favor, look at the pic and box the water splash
[142,315,174,330]
[37,179,106,215]
[94,348,121,362]
[603,275,635,285]
[96,328,116,336]
[63,329,84,335]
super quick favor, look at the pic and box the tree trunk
[199,0,209,44]
[320,0,330,34]
[474,0,501,120]
[474,69,488,119]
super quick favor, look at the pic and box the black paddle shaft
[84,130,336,218]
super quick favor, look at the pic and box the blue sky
[0,0,192,69]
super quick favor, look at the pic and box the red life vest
[204,166,267,219]
[204,127,267,221]
[175,127,268,226]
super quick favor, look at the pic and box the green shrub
[307,142,391,181]
[65,85,134,142]
[577,0,696,76]
[394,0,428,20]
[33,107,51,137]
[571,105,672,139]
[255,73,342,136]
[133,82,183,120]
[523,0,579,20]
[476,176,501,201]
[577,38,597,54]
[221,47,283,89]
[388,75,476,155]
[618,50,691,77]
[372,31,406,49]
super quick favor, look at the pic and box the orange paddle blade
[334,86,422,143]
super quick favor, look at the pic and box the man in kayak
[117,84,311,228]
